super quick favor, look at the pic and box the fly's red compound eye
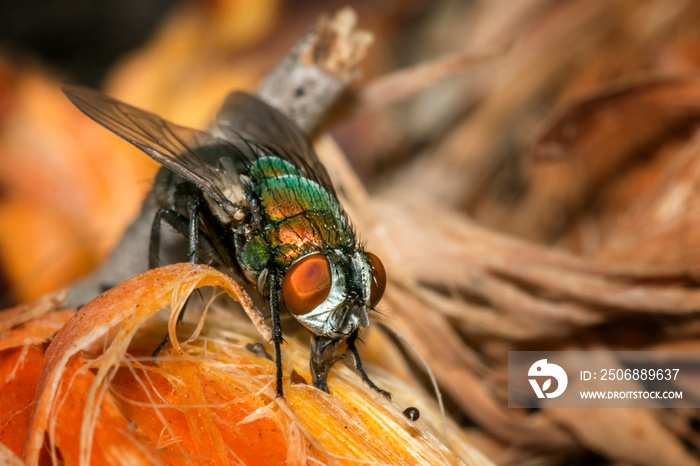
[367,252,386,307]
[282,254,332,315]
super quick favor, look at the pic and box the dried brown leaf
[548,408,700,466]
[532,75,700,161]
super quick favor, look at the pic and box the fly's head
[280,249,386,340]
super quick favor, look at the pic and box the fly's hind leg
[346,330,391,399]
[149,196,203,269]
[150,196,208,356]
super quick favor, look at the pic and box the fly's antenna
[380,323,448,445]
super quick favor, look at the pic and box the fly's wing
[62,83,248,216]
[215,91,337,196]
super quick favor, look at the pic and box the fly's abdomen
[237,155,354,278]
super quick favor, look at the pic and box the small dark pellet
[402,407,420,421]
[246,342,273,361]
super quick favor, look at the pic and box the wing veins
[63,83,249,216]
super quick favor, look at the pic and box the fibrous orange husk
[6,263,485,466]
[0,292,74,461]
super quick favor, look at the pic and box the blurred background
[2,0,700,464]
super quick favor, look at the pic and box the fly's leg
[149,207,218,269]
[149,199,203,268]
[269,271,285,398]
[148,207,171,269]
[150,197,205,356]
[346,330,392,399]
[151,331,172,356]
[186,196,200,263]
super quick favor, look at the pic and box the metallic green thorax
[237,155,354,281]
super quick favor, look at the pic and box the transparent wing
[215,91,337,195]
[62,83,248,215]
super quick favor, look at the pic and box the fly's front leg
[346,330,391,399]
[269,270,285,398]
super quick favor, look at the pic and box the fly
[62,84,389,399]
